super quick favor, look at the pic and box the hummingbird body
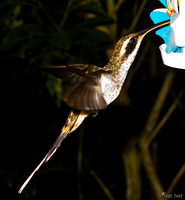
[101,32,147,104]
[18,20,170,194]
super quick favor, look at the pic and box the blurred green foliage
[0,0,112,106]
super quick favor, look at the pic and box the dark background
[0,0,185,199]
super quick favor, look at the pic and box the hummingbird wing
[42,65,108,111]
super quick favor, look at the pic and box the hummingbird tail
[18,110,88,194]
[45,110,88,162]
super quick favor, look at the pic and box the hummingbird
[18,19,170,193]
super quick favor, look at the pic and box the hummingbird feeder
[150,0,185,69]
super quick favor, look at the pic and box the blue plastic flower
[150,0,184,53]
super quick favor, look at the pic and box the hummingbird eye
[130,36,137,44]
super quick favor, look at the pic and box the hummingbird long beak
[140,19,170,36]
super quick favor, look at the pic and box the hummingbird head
[111,20,170,68]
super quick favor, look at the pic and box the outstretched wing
[42,65,87,84]
[42,65,108,111]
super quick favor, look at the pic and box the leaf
[79,2,106,15]
[18,37,44,58]
[46,30,73,50]
[78,16,114,27]
[0,24,42,52]
[80,28,111,44]
[45,75,63,107]
[13,5,21,16]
